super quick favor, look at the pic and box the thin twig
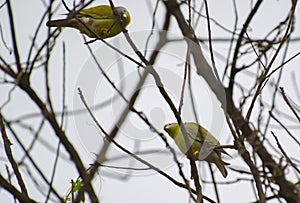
[208,163,220,203]
[4,117,63,201]
[271,131,300,174]
[6,0,21,72]
[0,173,37,203]
[245,2,297,121]
[279,87,300,122]
[269,111,300,146]
[0,113,29,196]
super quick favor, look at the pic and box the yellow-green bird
[46,5,131,39]
[164,122,230,178]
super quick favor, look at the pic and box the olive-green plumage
[164,122,230,178]
[46,5,131,38]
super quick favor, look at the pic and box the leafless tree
[0,0,299,202]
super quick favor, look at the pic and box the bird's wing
[184,123,204,142]
[184,124,217,148]
[79,5,114,19]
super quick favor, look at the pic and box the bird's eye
[121,13,127,19]
[164,123,172,129]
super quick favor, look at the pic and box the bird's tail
[46,19,73,28]
[215,160,229,178]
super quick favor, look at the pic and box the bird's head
[115,7,131,27]
[164,123,180,139]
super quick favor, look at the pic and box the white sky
[0,0,299,202]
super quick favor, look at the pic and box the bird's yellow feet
[193,150,199,157]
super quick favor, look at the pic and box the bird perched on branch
[47,5,131,39]
[164,122,230,178]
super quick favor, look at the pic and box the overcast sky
[0,1,299,202]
